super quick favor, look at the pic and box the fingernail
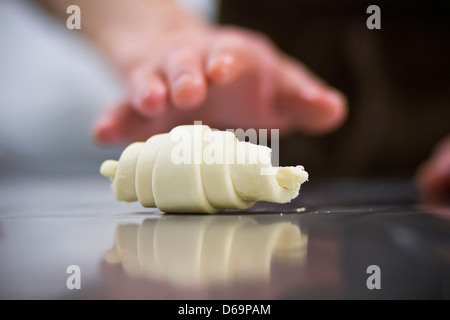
[139,90,166,116]
[300,84,321,100]
[173,74,193,91]
[327,89,346,107]
[207,55,234,82]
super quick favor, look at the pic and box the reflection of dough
[100,125,308,213]
[104,216,308,287]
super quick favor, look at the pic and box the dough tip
[275,166,308,189]
[100,160,118,179]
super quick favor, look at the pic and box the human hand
[92,16,347,144]
[416,135,450,204]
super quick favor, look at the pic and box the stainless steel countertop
[0,174,449,299]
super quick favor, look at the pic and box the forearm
[40,0,207,74]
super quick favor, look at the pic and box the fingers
[128,69,168,117]
[99,29,349,145]
[161,46,207,109]
[276,57,348,135]
[129,46,209,115]
[94,103,140,144]
[93,102,162,144]
[416,136,450,202]
[205,33,257,85]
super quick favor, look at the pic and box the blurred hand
[93,20,347,144]
[416,135,450,203]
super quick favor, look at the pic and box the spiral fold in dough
[104,216,308,286]
[100,124,308,213]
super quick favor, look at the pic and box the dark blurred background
[220,0,450,179]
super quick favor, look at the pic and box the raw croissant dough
[100,124,308,213]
